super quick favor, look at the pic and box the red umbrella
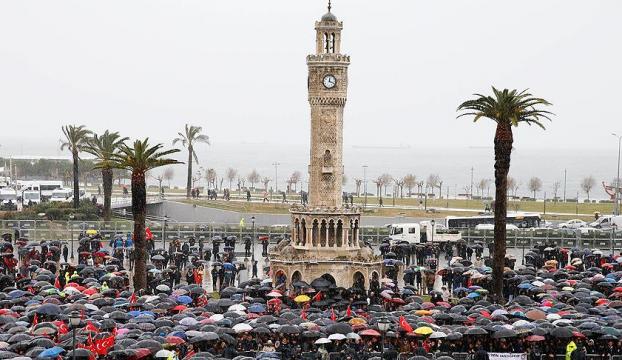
[132,348,152,359]
[614,287,622,292]
[526,335,545,342]
[359,329,381,337]
[573,331,586,338]
[390,298,406,305]
[165,336,185,345]
[172,305,187,312]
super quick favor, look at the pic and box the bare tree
[354,178,362,196]
[426,174,441,197]
[581,176,596,201]
[247,170,260,190]
[394,178,405,198]
[342,174,348,186]
[288,171,302,192]
[261,177,271,191]
[226,168,237,190]
[403,174,416,197]
[477,179,489,198]
[163,168,175,188]
[373,177,383,197]
[416,181,425,196]
[507,177,520,197]
[528,177,543,199]
[205,168,217,189]
[380,173,393,196]
[552,181,561,201]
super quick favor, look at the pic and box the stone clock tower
[307,3,350,209]
[269,3,382,291]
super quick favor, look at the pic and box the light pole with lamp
[363,165,368,209]
[430,219,435,244]
[613,133,622,216]
[272,162,280,199]
[377,318,390,358]
[69,214,75,261]
[69,311,81,360]
[251,216,256,263]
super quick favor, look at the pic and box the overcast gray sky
[0,0,620,157]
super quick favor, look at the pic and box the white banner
[489,353,527,360]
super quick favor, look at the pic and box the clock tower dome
[306,1,350,208]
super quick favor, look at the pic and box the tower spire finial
[328,0,332,12]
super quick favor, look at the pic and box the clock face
[323,74,337,89]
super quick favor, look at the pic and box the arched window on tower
[324,32,330,53]
[330,33,336,53]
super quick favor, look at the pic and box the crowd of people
[1,227,622,360]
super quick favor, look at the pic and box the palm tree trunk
[72,151,80,209]
[102,167,113,221]
[493,123,513,303]
[132,170,148,290]
[186,146,193,198]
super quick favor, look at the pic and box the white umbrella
[346,333,361,340]
[155,350,175,358]
[232,323,253,333]
[228,304,246,312]
[267,291,282,297]
[328,333,347,341]
[210,314,224,321]
[315,338,332,345]
[430,331,447,339]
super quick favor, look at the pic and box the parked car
[590,216,622,229]
[557,219,587,229]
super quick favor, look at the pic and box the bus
[445,213,541,229]
[17,180,63,200]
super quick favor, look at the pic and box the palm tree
[457,87,552,302]
[84,131,128,221]
[108,138,181,290]
[172,124,210,198]
[60,125,92,209]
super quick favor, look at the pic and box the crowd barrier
[2,220,622,251]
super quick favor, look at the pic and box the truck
[590,215,622,230]
[388,221,462,245]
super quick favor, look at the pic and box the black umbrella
[550,327,573,338]
[492,328,517,338]
[465,327,487,335]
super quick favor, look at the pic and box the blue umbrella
[453,287,469,293]
[467,292,480,299]
[518,283,533,289]
[38,346,66,358]
[177,295,193,304]
[223,263,235,271]
[248,304,266,313]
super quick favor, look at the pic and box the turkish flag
[85,321,99,333]
[129,292,137,304]
[330,307,336,321]
[399,315,413,333]
[54,277,61,290]
[312,291,322,302]
[301,307,307,320]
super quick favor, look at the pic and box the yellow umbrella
[86,229,98,235]
[414,326,434,336]
[349,317,367,326]
[294,295,311,303]
[415,310,431,316]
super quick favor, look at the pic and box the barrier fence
[2,220,622,251]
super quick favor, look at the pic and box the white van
[50,188,73,202]
[388,222,461,244]
[590,216,622,229]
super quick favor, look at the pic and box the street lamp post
[272,162,280,198]
[613,133,622,216]
[69,312,81,360]
[378,318,390,358]
[251,216,256,262]
[363,165,368,209]
[430,219,435,244]
[69,214,75,261]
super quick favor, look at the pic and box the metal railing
[3,220,622,251]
